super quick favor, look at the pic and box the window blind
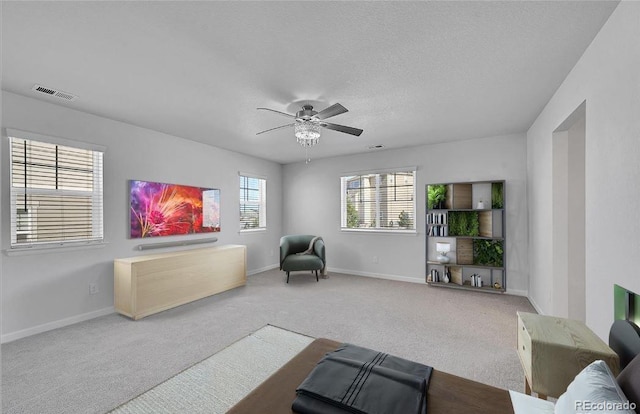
[9,136,104,248]
[342,170,415,231]
[239,175,266,230]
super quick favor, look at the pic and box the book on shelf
[428,225,448,237]
[427,213,447,225]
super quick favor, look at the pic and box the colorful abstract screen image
[130,180,220,238]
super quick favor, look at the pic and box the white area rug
[109,325,314,414]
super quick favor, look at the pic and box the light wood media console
[114,245,247,320]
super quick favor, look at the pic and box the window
[239,174,266,231]
[9,131,104,249]
[341,169,416,232]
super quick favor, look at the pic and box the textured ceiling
[1,1,619,164]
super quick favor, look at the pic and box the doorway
[552,101,586,321]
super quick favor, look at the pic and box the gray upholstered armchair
[280,235,326,283]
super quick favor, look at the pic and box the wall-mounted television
[129,180,220,238]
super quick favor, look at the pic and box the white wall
[0,88,4,408]
[527,1,640,339]
[282,134,529,294]
[1,92,283,341]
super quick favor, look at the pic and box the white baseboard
[328,269,533,298]
[247,263,279,276]
[245,260,423,284]
[327,267,424,284]
[527,295,545,315]
[1,306,115,344]
[506,288,529,297]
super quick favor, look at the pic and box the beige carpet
[2,269,536,414]
[109,325,313,414]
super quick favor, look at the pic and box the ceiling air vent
[32,84,78,102]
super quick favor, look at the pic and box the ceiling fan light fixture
[257,103,362,153]
[295,121,321,147]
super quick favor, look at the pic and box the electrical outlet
[269,249,274,257]
[89,283,99,295]
[372,255,378,264]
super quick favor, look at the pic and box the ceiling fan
[256,103,363,147]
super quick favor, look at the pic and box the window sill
[239,228,267,235]
[340,228,418,236]
[4,242,108,256]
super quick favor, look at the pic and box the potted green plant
[427,184,447,209]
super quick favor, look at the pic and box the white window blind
[9,135,104,248]
[341,169,416,231]
[239,175,266,231]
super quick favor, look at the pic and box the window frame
[7,129,105,252]
[340,167,417,234]
[238,172,267,233]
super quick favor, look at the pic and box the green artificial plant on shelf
[473,239,504,267]
[448,211,479,236]
[491,182,504,209]
[427,184,447,209]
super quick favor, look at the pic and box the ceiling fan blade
[322,122,363,136]
[314,103,348,120]
[257,107,296,119]
[256,123,295,135]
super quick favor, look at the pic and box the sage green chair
[280,235,325,283]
